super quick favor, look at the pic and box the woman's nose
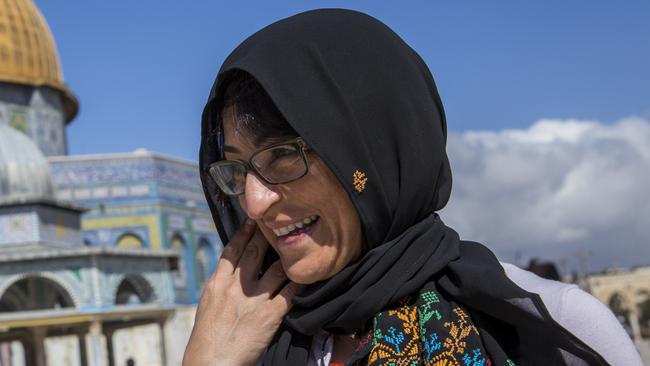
[241,173,280,220]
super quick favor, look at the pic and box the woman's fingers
[185,232,296,366]
[236,228,269,286]
[214,218,257,276]
[271,282,305,313]
[257,260,288,296]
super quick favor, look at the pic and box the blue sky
[36,1,650,269]
[38,0,650,161]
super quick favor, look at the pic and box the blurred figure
[527,258,561,281]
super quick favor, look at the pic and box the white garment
[306,263,643,366]
[502,263,642,366]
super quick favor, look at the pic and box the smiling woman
[184,8,640,366]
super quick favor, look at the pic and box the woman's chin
[287,274,317,285]
[284,267,320,285]
[282,260,328,285]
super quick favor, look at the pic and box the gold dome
[0,0,78,122]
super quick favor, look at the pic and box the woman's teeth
[273,215,318,236]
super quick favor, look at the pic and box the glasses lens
[252,144,306,183]
[208,161,247,195]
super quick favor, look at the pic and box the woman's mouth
[273,215,320,245]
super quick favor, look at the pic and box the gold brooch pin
[353,170,367,193]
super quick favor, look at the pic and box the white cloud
[441,117,650,273]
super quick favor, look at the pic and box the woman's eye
[271,148,298,160]
[253,146,301,170]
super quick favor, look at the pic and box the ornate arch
[1,286,30,311]
[170,232,186,248]
[0,272,79,311]
[113,274,157,305]
[115,232,145,249]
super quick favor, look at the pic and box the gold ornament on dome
[0,0,78,122]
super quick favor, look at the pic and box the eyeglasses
[207,137,310,196]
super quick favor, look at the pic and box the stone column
[76,329,89,366]
[86,320,108,366]
[0,342,12,366]
[157,319,168,366]
[29,327,47,366]
[104,329,115,366]
[21,336,36,366]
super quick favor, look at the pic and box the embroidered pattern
[353,170,368,192]
[367,287,504,366]
[363,284,521,366]
[462,348,488,366]
[369,296,421,365]
[419,291,442,326]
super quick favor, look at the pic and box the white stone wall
[0,212,38,245]
[97,305,197,366]
[583,268,650,363]
[114,324,162,366]
[164,305,196,366]
[45,335,80,366]
[41,305,198,366]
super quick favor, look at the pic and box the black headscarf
[199,9,608,365]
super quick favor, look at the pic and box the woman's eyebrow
[223,145,241,154]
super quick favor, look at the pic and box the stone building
[0,125,178,366]
[48,151,220,305]
[0,1,220,365]
[582,267,650,343]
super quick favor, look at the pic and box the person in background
[526,258,561,281]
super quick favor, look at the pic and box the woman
[186,9,641,366]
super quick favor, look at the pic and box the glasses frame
[207,137,310,196]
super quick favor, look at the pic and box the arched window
[115,275,155,305]
[115,233,144,249]
[0,276,75,312]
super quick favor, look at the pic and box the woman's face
[222,106,363,284]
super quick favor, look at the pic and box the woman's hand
[183,219,301,366]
